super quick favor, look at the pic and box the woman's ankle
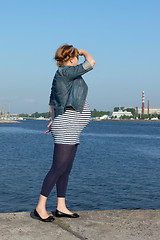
[57,197,66,209]
[36,194,48,211]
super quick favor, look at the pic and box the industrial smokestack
[148,100,149,115]
[142,91,145,114]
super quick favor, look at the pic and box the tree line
[19,108,160,120]
[19,109,110,118]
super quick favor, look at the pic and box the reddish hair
[55,44,79,67]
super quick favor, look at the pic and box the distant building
[136,107,160,114]
[93,115,110,120]
[99,115,109,120]
[122,106,160,115]
[111,110,133,119]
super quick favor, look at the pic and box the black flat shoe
[34,209,55,222]
[55,209,79,218]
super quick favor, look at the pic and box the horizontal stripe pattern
[51,101,91,145]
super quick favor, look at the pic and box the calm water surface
[0,120,160,213]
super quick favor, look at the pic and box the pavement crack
[53,219,88,240]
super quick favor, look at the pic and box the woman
[34,44,95,222]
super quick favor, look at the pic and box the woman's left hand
[44,120,53,134]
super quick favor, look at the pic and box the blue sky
[0,0,160,113]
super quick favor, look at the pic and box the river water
[0,120,160,213]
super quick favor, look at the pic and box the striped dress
[51,101,91,145]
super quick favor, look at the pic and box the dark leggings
[40,143,78,198]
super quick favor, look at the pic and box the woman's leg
[36,195,49,219]
[36,143,75,218]
[40,143,75,197]
[56,144,78,214]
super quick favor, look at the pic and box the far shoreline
[0,120,21,123]
[91,119,160,122]
[1,119,160,123]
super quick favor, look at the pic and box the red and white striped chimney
[142,91,145,114]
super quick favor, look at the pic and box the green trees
[140,114,160,119]
[140,114,149,119]
[125,108,136,115]
[31,112,50,118]
[19,109,111,119]
[114,107,120,112]
[120,115,133,120]
[91,109,110,117]
[19,112,50,119]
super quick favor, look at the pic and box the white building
[111,110,133,119]
[99,115,109,120]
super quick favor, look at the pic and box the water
[0,120,160,213]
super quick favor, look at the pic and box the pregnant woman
[34,44,95,222]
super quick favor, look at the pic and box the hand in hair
[78,49,96,67]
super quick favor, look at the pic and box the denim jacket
[49,60,93,118]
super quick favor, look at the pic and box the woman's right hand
[44,120,53,134]
[78,49,85,56]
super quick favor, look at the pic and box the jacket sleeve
[61,60,93,81]
[49,91,54,105]
[50,104,55,120]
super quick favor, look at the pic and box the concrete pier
[0,210,160,240]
